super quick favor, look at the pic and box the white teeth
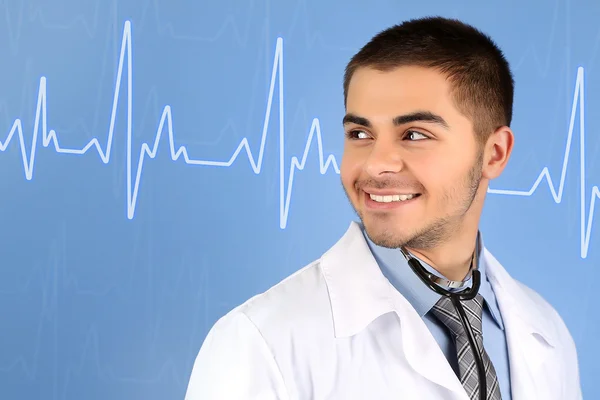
[369,193,417,202]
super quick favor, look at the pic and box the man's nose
[364,138,404,177]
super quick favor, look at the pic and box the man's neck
[405,232,479,281]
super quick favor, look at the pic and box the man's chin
[361,221,413,249]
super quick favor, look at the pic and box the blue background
[0,0,598,399]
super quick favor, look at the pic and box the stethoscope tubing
[402,246,488,400]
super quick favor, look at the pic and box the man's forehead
[345,68,463,126]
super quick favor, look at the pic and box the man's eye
[346,130,370,140]
[405,130,428,141]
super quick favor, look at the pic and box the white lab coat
[184,221,582,400]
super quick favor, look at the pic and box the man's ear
[482,126,514,180]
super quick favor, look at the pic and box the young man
[184,17,581,400]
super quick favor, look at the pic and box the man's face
[340,65,486,250]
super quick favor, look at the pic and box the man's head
[340,16,515,254]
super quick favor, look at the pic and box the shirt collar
[363,225,505,330]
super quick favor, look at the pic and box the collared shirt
[363,227,513,400]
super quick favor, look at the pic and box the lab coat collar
[320,221,396,338]
[321,221,558,347]
[483,248,559,348]
[483,248,563,400]
[364,225,505,330]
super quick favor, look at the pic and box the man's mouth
[368,193,421,203]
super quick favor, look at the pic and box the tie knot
[430,294,484,338]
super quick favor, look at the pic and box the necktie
[430,294,502,400]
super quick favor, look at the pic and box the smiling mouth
[368,193,421,203]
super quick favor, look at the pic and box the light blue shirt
[362,228,512,400]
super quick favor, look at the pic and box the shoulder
[512,279,562,319]
[184,259,331,399]
[512,279,577,348]
[485,249,579,358]
[234,259,332,329]
[201,255,335,350]
[509,277,582,397]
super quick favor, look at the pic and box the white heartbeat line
[488,66,598,259]
[0,19,339,230]
[0,21,597,258]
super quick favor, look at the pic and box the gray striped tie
[431,294,502,400]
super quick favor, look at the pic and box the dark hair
[343,16,514,143]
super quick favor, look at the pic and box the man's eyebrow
[393,111,450,130]
[342,111,450,130]
[342,113,371,128]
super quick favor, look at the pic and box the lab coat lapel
[484,249,558,400]
[389,290,469,399]
[324,222,468,399]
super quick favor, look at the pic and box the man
[184,16,581,400]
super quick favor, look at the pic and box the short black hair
[343,16,514,142]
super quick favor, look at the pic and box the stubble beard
[344,151,484,250]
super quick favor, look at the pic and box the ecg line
[488,66,598,259]
[0,19,340,231]
[0,20,597,258]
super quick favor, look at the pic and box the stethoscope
[399,232,487,400]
